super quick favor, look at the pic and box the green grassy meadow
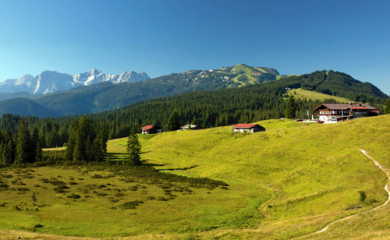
[2,115,390,239]
[287,88,354,103]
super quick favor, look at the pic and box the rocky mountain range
[0,69,150,94]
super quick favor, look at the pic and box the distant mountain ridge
[0,64,281,117]
[0,65,385,118]
[0,69,150,94]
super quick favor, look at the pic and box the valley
[1,115,390,239]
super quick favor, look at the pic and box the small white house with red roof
[141,125,162,134]
[232,123,266,133]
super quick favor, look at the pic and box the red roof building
[232,123,265,133]
[313,103,379,123]
[141,125,162,134]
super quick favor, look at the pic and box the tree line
[0,70,386,149]
[0,120,42,165]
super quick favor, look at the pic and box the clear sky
[0,0,389,94]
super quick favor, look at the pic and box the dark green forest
[0,70,386,149]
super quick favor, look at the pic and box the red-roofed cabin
[232,123,265,133]
[141,125,162,134]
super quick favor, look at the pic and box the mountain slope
[77,69,387,139]
[0,69,150,95]
[0,64,280,117]
[136,116,390,239]
[0,98,60,118]
[25,115,390,239]
[0,68,386,118]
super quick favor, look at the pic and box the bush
[53,184,69,193]
[69,181,78,185]
[358,191,366,202]
[1,174,13,178]
[34,224,44,228]
[91,174,103,179]
[114,192,124,197]
[122,200,144,209]
[156,197,168,201]
[67,193,81,199]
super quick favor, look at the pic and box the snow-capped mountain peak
[0,69,150,94]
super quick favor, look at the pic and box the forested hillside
[0,70,386,148]
[0,64,279,117]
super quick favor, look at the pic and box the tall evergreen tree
[126,129,141,166]
[65,119,78,160]
[285,95,296,119]
[35,141,43,162]
[166,109,180,131]
[15,120,33,164]
[385,98,390,114]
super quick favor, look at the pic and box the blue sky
[0,0,389,94]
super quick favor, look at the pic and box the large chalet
[313,103,379,123]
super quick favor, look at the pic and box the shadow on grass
[106,153,126,161]
[158,165,198,171]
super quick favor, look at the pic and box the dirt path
[310,149,390,235]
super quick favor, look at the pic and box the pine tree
[126,130,141,166]
[31,128,40,159]
[285,95,296,119]
[66,119,78,160]
[166,109,180,131]
[15,120,33,164]
[4,140,15,164]
[385,99,390,114]
[35,141,43,162]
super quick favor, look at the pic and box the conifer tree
[15,120,33,164]
[65,119,78,160]
[35,142,43,162]
[166,109,180,131]
[285,95,296,119]
[126,129,141,166]
[385,99,390,114]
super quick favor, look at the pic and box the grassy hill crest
[34,114,390,239]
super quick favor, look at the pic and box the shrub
[53,184,69,193]
[358,191,366,202]
[91,174,103,179]
[122,200,144,209]
[114,192,124,197]
[156,197,168,201]
[69,181,78,185]
[67,193,81,199]
[34,224,44,228]
[1,174,13,178]
[0,180,9,190]
[13,187,30,192]
[95,192,107,197]
[109,198,119,203]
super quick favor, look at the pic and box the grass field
[2,115,390,239]
[287,88,354,103]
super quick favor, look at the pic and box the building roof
[313,103,377,112]
[141,125,158,130]
[233,123,260,129]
